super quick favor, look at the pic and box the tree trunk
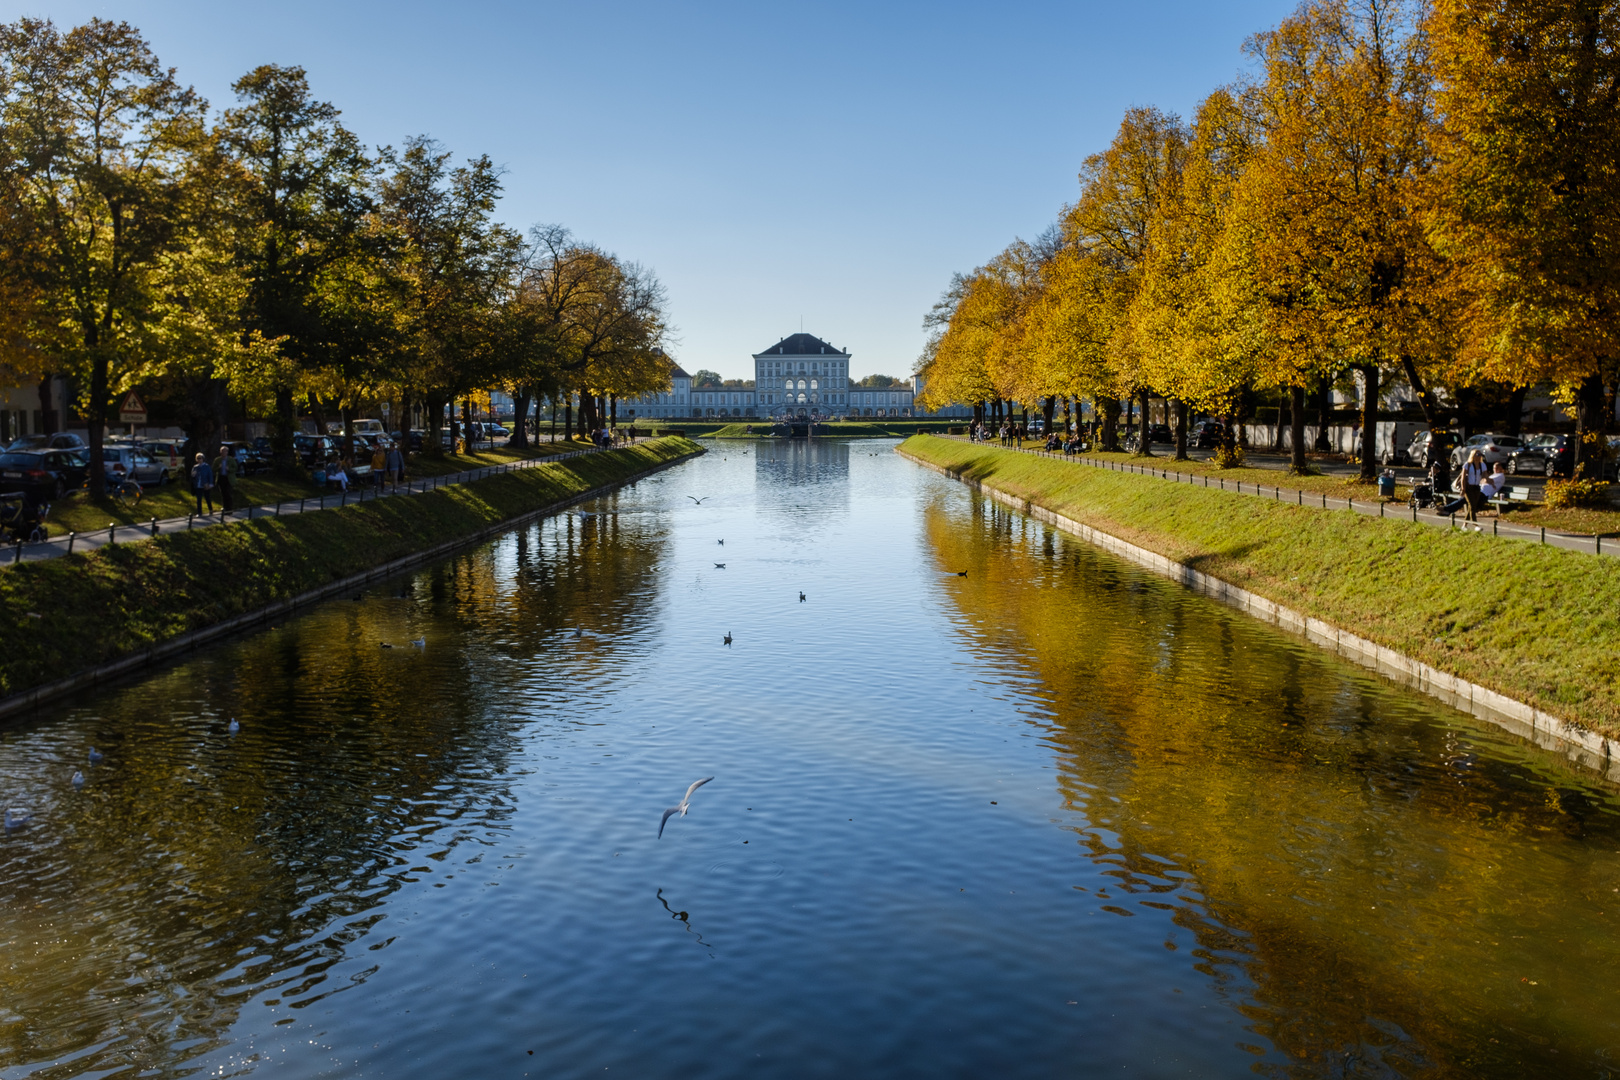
[424,394,445,458]
[36,376,56,435]
[1574,372,1608,478]
[1290,384,1308,474]
[610,393,618,428]
[1173,398,1189,461]
[1043,395,1055,434]
[307,394,329,443]
[398,389,413,453]
[1099,395,1120,451]
[1314,374,1332,453]
[273,386,299,476]
[1136,389,1154,456]
[1357,363,1379,480]
[1400,355,1445,426]
[87,354,109,494]
[564,397,574,442]
[510,387,531,449]
[1271,391,1286,452]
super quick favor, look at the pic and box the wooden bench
[1488,486,1535,513]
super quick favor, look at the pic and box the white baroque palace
[621,333,937,420]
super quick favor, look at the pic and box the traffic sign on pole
[118,390,147,425]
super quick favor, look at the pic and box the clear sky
[13,0,1298,380]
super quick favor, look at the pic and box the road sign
[118,390,147,425]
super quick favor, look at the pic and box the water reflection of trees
[923,494,1620,1077]
[0,504,669,1077]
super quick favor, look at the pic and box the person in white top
[1480,461,1509,501]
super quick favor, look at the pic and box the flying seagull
[658,777,715,838]
[717,539,723,545]
[714,562,726,569]
[410,638,426,648]
[687,496,708,505]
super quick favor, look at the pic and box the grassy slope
[901,434,1620,735]
[46,444,573,535]
[0,438,700,698]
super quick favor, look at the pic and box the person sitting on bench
[1480,461,1509,501]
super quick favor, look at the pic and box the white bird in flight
[658,777,714,839]
[687,496,708,505]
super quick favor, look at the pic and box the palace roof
[755,333,847,357]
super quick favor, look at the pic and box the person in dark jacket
[191,453,215,515]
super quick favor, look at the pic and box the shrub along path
[971,437,1618,559]
[3,440,630,568]
[900,434,1620,737]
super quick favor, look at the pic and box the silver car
[101,445,170,487]
[1449,433,1525,469]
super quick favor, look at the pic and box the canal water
[2,440,1617,1079]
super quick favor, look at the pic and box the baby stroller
[0,492,49,544]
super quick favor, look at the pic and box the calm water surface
[3,439,1618,1079]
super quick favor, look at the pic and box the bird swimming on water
[723,632,732,646]
[4,808,31,831]
[717,539,723,545]
[799,591,806,602]
[87,747,103,764]
[227,718,240,734]
[410,638,426,648]
[658,777,714,838]
[71,771,84,788]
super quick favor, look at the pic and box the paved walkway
[2,442,617,568]
[963,438,1616,560]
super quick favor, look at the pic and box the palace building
[621,332,934,420]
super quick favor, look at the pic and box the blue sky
[16,0,1298,380]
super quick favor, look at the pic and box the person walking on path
[211,447,235,513]
[191,453,215,516]
[385,442,406,490]
[371,443,387,491]
[1461,449,1488,522]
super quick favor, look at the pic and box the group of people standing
[189,440,408,516]
[968,422,1030,446]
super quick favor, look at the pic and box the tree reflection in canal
[924,493,1620,1077]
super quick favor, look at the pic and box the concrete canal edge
[0,445,704,724]
[898,445,1620,782]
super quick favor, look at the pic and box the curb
[900,446,1620,783]
[0,446,702,724]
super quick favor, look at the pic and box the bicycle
[83,471,144,505]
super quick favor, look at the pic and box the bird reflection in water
[656,888,714,952]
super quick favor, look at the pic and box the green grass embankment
[900,434,1620,736]
[0,437,702,700]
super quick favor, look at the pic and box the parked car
[1449,433,1526,469]
[1379,420,1428,466]
[1190,420,1226,449]
[1508,434,1572,477]
[292,434,336,467]
[1407,429,1458,469]
[483,422,512,442]
[5,432,85,452]
[0,448,91,499]
[1146,423,1173,445]
[217,440,269,476]
[392,429,425,453]
[101,444,169,487]
[137,439,187,473]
